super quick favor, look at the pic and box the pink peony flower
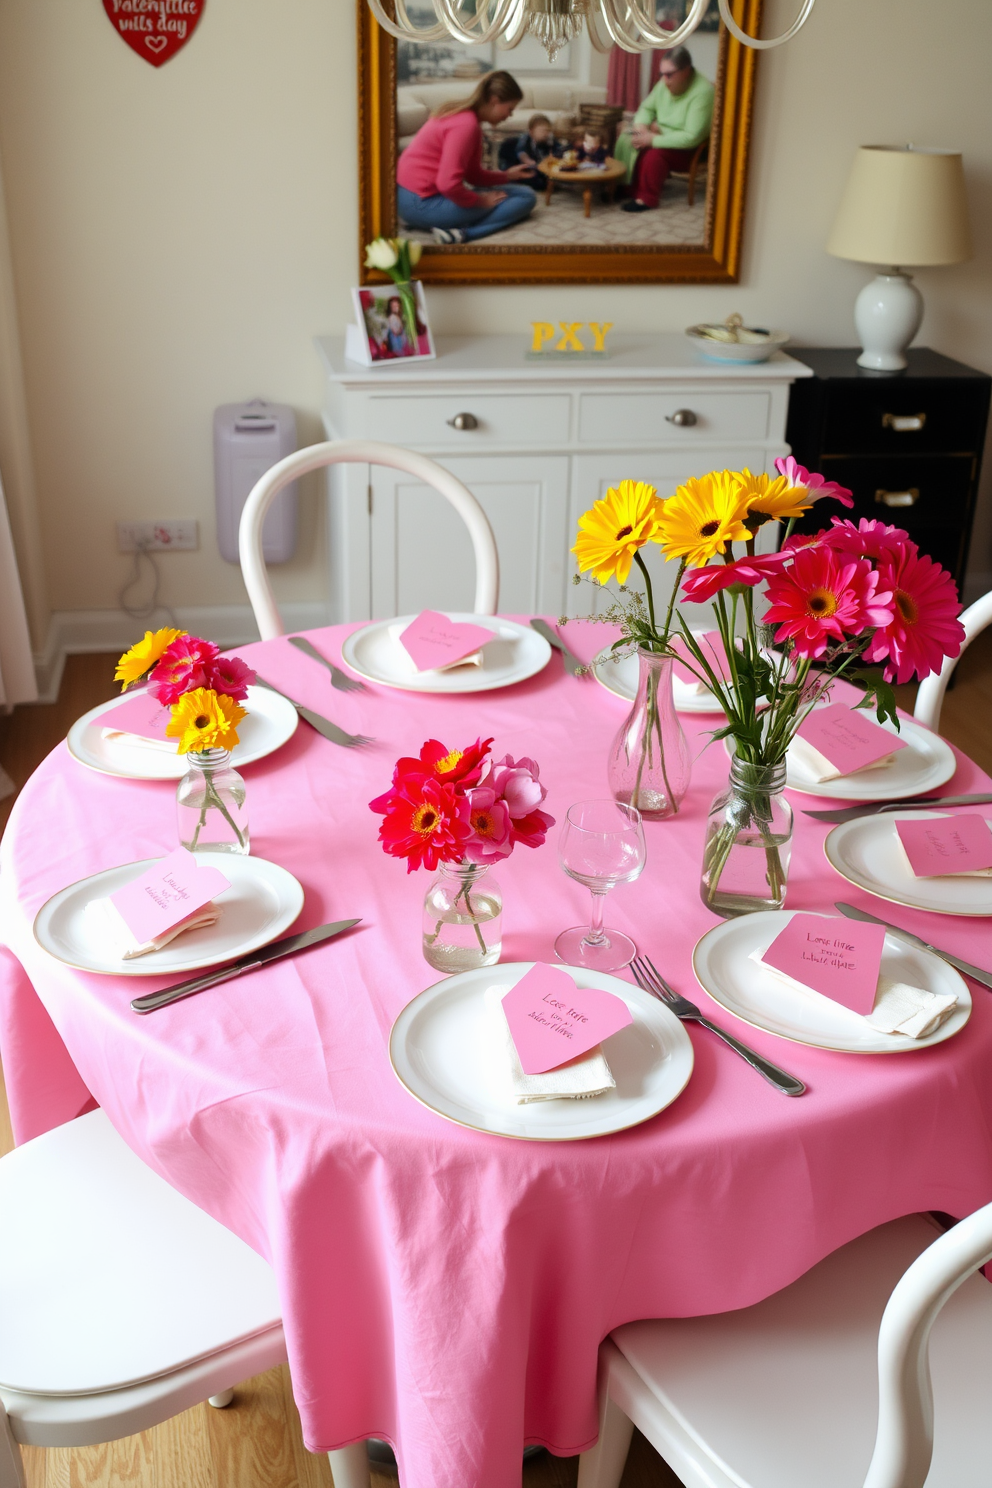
[462,785,514,864]
[680,552,789,603]
[206,654,255,702]
[508,807,555,850]
[774,456,854,508]
[865,547,965,684]
[763,547,894,659]
[484,755,549,820]
[149,634,220,704]
[823,517,917,565]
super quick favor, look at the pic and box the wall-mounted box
[214,400,298,564]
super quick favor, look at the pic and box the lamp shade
[827,146,972,267]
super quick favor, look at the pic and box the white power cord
[118,539,178,628]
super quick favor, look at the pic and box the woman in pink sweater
[397,71,536,244]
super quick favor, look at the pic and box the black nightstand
[785,347,991,590]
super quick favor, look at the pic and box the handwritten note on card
[760,913,885,1014]
[896,815,992,877]
[110,848,230,947]
[500,964,633,1074]
[796,703,906,775]
[399,611,494,673]
[96,692,173,740]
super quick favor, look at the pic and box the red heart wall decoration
[102,0,205,68]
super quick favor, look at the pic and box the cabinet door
[369,455,570,619]
[568,451,774,621]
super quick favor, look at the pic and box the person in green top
[614,47,714,212]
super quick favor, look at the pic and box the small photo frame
[347,282,435,366]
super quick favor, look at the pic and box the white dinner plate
[340,615,551,693]
[785,714,955,800]
[33,853,305,976]
[389,961,694,1140]
[67,685,299,782]
[592,640,726,714]
[824,811,992,917]
[692,910,971,1053]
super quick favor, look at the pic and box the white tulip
[365,238,399,270]
[407,240,423,267]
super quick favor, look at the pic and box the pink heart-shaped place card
[110,847,230,946]
[399,611,494,672]
[95,691,173,740]
[501,964,633,1074]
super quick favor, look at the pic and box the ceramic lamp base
[854,272,924,372]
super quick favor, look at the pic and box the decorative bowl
[685,325,790,363]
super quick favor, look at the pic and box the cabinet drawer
[359,392,570,447]
[822,382,989,455]
[576,390,771,446]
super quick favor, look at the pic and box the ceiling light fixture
[365,0,816,63]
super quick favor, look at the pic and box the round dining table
[2,618,992,1488]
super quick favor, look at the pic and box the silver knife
[254,676,370,747]
[804,794,992,825]
[131,918,362,1013]
[835,902,992,991]
[530,618,585,676]
[287,635,366,692]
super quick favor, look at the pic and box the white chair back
[238,439,500,640]
[913,589,992,731]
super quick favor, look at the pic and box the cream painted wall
[0,0,990,640]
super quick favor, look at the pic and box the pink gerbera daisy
[680,553,788,604]
[774,456,854,508]
[206,654,256,702]
[372,775,472,873]
[149,635,220,704]
[865,547,965,683]
[764,547,894,659]
[823,517,918,565]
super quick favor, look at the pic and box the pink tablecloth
[2,620,992,1488]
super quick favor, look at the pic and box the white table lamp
[827,145,972,371]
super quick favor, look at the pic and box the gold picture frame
[357,0,762,286]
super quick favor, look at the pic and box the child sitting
[575,128,608,168]
[497,113,558,186]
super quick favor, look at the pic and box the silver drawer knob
[665,408,698,427]
[447,412,479,431]
[882,412,927,432]
[875,487,919,508]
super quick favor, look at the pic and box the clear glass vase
[422,861,501,973]
[700,756,793,917]
[176,748,249,855]
[608,649,691,820]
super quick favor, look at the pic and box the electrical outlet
[117,520,199,553]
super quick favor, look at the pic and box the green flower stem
[188,764,246,851]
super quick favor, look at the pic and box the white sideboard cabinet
[315,334,812,621]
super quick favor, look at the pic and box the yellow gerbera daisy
[734,468,811,526]
[114,628,185,689]
[656,471,751,568]
[573,480,664,585]
[167,687,246,754]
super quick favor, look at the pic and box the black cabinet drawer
[821,382,988,456]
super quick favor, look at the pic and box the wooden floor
[1,638,990,1488]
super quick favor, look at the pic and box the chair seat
[611,1215,992,1488]
[0,1110,281,1397]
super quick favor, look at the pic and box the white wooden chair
[576,1205,992,1488]
[238,439,500,640]
[0,1110,370,1488]
[914,589,992,731]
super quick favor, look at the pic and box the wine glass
[554,799,646,972]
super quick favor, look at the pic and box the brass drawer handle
[665,408,698,427]
[882,412,927,432]
[447,412,479,431]
[875,487,919,508]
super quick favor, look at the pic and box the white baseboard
[33,602,331,703]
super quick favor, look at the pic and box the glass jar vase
[700,756,793,917]
[607,649,691,821]
[422,861,501,973]
[176,748,249,855]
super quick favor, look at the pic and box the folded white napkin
[387,622,484,674]
[749,951,957,1040]
[788,734,899,783]
[484,986,615,1102]
[893,829,992,879]
[85,896,221,959]
[100,727,177,754]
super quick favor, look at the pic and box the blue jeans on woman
[397,184,534,242]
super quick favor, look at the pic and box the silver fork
[630,955,806,1097]
[288,635,366,692]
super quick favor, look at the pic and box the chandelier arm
[717,0,817,48]
[618,0,711,50]
[584,4,615,53]
[394,0,448,29]
[366,0,450,41]
[595,0,651,52]
[431,0,520,44]
[493,0,528,47]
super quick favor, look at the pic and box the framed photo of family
[357,0,763,286]
[349,282,436,365]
